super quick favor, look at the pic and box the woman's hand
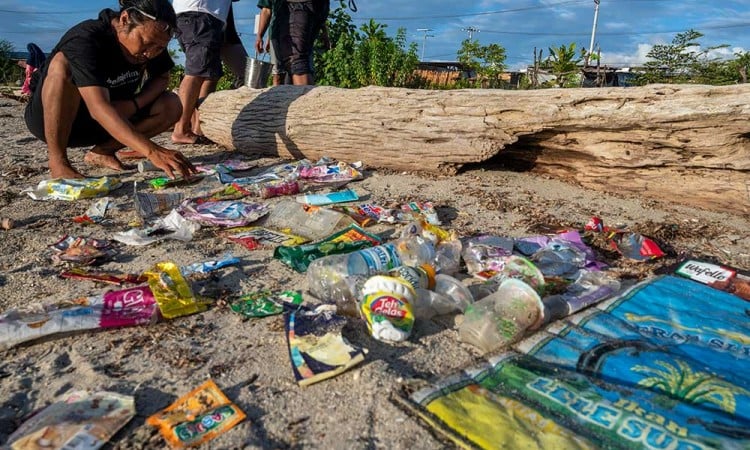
[146,146,197,179]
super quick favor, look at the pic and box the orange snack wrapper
[146,380,246,448]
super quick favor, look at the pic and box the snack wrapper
[0,286,158,350]
[230,290,303,318]
[73,197,111,224]
[144,262,208,319]
[193,183,253,204]
[7,390,135,450]
[25,177,121,201]
[48,235,118,266]
[178,200,269,227]
[147,380,246,449]
[286,306,366,386]
[298,161,363,183]
[222,226,308,250]
[148,175,204,190]
[60,268,147,286]
[295,188,358,206]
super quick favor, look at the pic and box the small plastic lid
[419,263,437,290]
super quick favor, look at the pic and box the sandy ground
[0,95,748,449]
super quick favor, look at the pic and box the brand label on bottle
[358,244,401,274]
[388,266,428,290]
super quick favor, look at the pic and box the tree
[636,29,729,85]
[0,39,23,86]
[315,3,420,88]
[731,51,750,83]
[543,43,582,88]
[457,39,507,88]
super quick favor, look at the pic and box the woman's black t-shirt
[37,8,174,100]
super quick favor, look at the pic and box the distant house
[415,61,474,87]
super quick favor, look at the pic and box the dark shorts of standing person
[24,86,154,148]
[278,0,328,75]
[176,11,225,79]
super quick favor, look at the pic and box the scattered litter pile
[1,150,748,449]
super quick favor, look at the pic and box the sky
[2,0,750,70]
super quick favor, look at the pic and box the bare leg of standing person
[172,74,204,144]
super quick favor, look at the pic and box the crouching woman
[24,0,195,179]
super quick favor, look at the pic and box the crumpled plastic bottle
[542,270,621,323]
[530,239,587,278]
[306,236,436,301]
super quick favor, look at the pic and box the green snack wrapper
[230,290,303,318]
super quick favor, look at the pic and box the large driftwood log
[199,84,750,215]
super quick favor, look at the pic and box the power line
[480,21,750,37]
[352,0,589,21]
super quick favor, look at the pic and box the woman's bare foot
[171,130,201,144]
[83,151,126,171]
[50,164,85,179]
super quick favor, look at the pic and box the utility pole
[461,26,479,40]
[417,28,434,61]
[585,0,601,67]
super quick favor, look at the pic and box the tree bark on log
[199,84,750,215]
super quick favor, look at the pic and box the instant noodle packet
[147,380,246,448]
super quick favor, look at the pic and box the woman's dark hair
[119,0,177,35]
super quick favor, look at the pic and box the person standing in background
[189,2,249,135]
[255,0,286,86]
[220,2,249,88]
[277,0,329,85]
[171,0,233,144]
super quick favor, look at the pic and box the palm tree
[633,359,749,414]
[544,43,582,88]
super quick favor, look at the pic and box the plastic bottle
[306,236,436,300]
[530,239,587,278]
[330,264,435,318]
[458,278,543,354]
[261,200,356,241]
[542,270,621,324]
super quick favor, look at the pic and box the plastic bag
[25,177,121,201]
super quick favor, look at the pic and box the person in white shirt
[171,0,233,144]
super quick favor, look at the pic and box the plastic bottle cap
[419,263,437,290]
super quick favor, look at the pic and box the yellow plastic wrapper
[144,262,208,319]
[25,177,122,201]
[147,380,246,448]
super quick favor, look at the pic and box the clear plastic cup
[459,279,543,353]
